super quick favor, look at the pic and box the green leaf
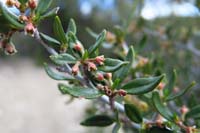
[186,105,200,120]
[165,81,196,101]
[122,75,164,95]
[164,69,177,96]
[40,7,59,19]
[124,104,143,123]
[53,16,68,45]
[50,53,77,65]
[58,83,103,99]
[40,32,60,48]
[88,30,106,56]
[98,58,129,72]
[152,92,174,122]
[86,27,98,38]
[0,3,24,29]
[18,0,28,4]
[44,63,74,80]
[114,46,135,81]
[36,0,53,15]
[80,115,114,127]
[66,18,77,35]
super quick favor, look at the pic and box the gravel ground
[0,58,91,133]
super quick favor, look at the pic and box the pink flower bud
[104,73,112,79]
[180,105,189,114]
[96,73,104,81]
[28,0,37,9]
[24,23,35,36]
[95,55,105,65]
[157,82,165,90]
[19,15,28,22]
[118,89,127,96]
[87,62,97,71]
[73,43,82,51]
[72,63,79,75]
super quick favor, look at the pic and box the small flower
[96,73,104,81]
[73,43,82,51]
[106,31,116,43]
[71,63,80,75]
[87,62,97,71]
[157,82,165,90]
[104,73,112,79]
[28,0,37,9]
[24,23,36,36]
[180,105,189,114]
[118,89,127,96]
[95,55,105,65]
[6,0,15,7]
[19,15,28,22]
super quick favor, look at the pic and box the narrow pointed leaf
[88,30,106,55]
[86,27,98,38]
[164,69,177,96]
[66,18,77,34]
[122,75,164,95]
[152,92,174,122]
[185,105,200,119]
[53,16,67,44]
[50,53,77,65]
[40,32,60,48]
[114,46,135,81]
[58,83,103,99]
[80,115,114,127]
[98,58,129,72]
[165,81,196,101]
[41,7,59,19]
[44,63,74,80]
[124,104,143,123]
[36,0,53,15]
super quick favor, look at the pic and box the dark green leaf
[41,7,59,19]
[53,16,68,45]
[36,0,53,15]
[122,75,164,95]
[88,30,106,56]
[164,69,177,96]
[124,104,143,123]
[40,32,60,48]
[66,18,77,35]
[114,46,135,81]
[18,0,28,4]
[58,83,103,99]
[165,81,196,101]
[50,53,77,65]
[152,92,174,122]
[44,63,74,80]
[186,105,200,120]
[98,58,129,72]
[80,115,114,127]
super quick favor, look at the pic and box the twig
[33,29,142,129]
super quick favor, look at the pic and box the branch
[33,29,142,129]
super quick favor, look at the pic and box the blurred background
[0,0,200,132]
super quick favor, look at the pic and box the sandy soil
[0,58,91,133]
